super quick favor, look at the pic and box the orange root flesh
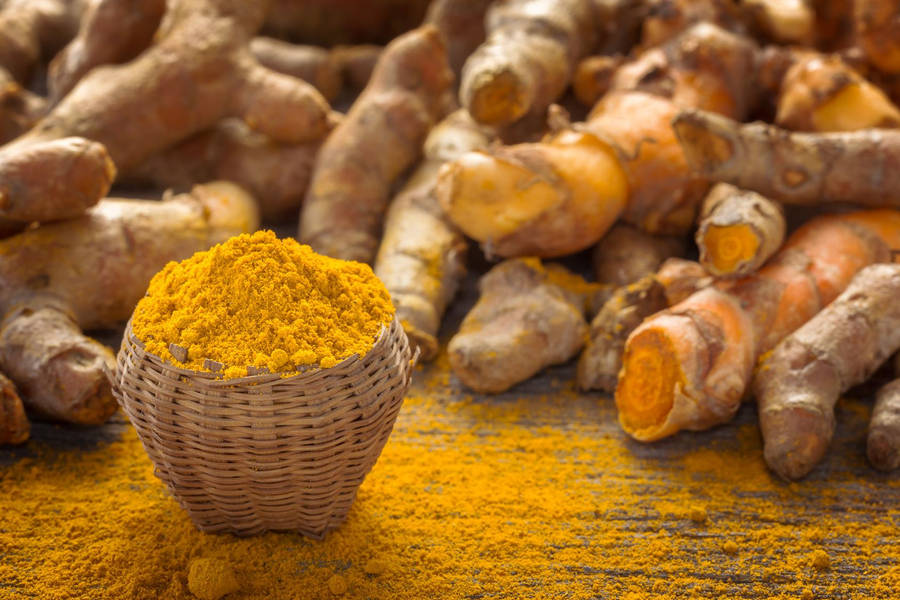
[616,328,683,438]
[701,223,760,275]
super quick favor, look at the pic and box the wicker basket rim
[121,316,398,387]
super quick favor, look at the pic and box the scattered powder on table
[131,230,394,378]
[1,368,898,599]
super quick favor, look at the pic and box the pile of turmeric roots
[1,0,899,481]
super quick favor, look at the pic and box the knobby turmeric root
[0,371,28,445]
[743,0,814,44]
[592,224,686,287]
[616,210,900,442]
[776,53,900,132]
[439,23,755,258]
[0,67,46,145]
[869,378,900,472]
[0,181,259,425]
[124,119,320,221]
[251,37,344,102]
[572,54,624,108]
[673,109,900,208]
[854,0,900,74]
[47,0,166,104]
[448,258,602,393]
[754,264,900,480]
[0,0,331,225]
[299,25,454,263]
[459,0,597,127]
[577,258,711,393]
[695,183,785,278]
[424,0,492,77]
[0,137,115,223]
[374,110,492,361]
[0,0,79,84]
[640,0,745,49]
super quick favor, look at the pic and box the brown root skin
[0,137,115,223]
[754,264,900,480]
[299,25,453,264]
[0,68,47,144]
[0,0,79,84]
[577,274,668,393]
[696,183,785,278]
[855,0,900,74]
[776,54,900,132]
[868,379,900,471]
[0,182,259,425]
[673,109,900,208]
[15,0,331,174]
[616,211,900,442]
[47,0,166,105]
[448,258,589,394]
[656,258,713,305]
[374,110,492,361]
[0,371,28,444]
[0,296,116,426]
[250,37,343,102]
[640,0,745,49]
[592,224,686,287]
[332,45,382,92]
[437,129,629,258]
[124,119,321,221]
[459,0,597,127]
[573,55,624,109]
[425,0,492,77]
[612,23,758,121]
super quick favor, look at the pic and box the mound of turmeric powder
[131,230,394,378]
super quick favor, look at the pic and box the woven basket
[111,316,414,538]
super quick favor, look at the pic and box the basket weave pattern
[112,316,413,538]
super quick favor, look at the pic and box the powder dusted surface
[1,357,898,600]
[131,230,394,378]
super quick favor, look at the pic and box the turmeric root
[572,54,624,109]
[374,110,492,361]
[0,137,115,222]
[0,181,259,425]
[0,67,46,145]
[459,0,597,127]
[854,0,900,74]
[448,258,598,393]
[439,23,756,257]
[424,0,492,77]
[743,0,814,44]
[299,25,454,263]
[578,275,668,393]
[695,183,785,277]
[0,371,28,445]
[47,0,166,104]
[616,210,900,442]
[3,0,331,189]
[592,224,686,287]
[673,109,900,208]
[332,45,383,92]
[754,263,900,480]
[577,258,710,393]
[0,0,79,84]
[868,378,900,472]
[775,54,900,131]
[640,0,745,49]
[124,119,320,221]
[250,37,343,102]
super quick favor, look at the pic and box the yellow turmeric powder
[1,359,898,599]
[131,230,394,378]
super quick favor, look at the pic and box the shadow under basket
[111,316,414,538]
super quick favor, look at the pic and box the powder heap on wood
[131,230,394,379]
